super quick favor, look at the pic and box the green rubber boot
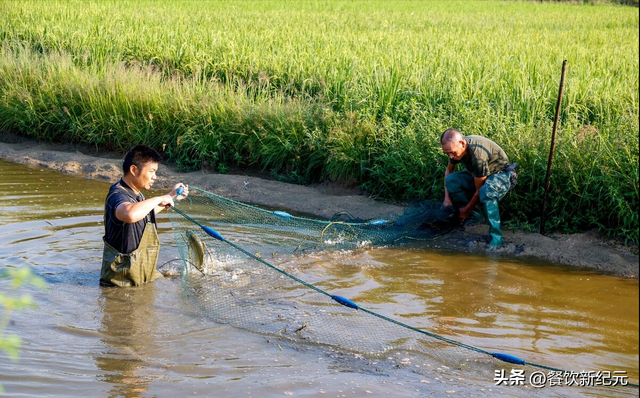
[465,205,487,226]
[485,200,503,249]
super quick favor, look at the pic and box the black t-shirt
[103,179,156,254]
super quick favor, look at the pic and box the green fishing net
[167,186,637,397]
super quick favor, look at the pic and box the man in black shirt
[101,145,188,287]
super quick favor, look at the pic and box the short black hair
[122,145,162,175]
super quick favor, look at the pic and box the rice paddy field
[0,0,638,243]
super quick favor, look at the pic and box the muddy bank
[1,134,637,279]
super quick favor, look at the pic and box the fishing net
[171,187,459,264]
[167,186,638,397]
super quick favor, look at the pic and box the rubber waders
[466,205,487,226]
[100,223,162,287]
[485,200,503,249]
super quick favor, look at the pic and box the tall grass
[0,0,638,243]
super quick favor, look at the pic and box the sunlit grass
[0,0,638,243]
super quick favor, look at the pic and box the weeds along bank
[0,0,638,244]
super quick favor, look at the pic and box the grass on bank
[0,0,638,244]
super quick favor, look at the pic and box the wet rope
[169,191,639,389]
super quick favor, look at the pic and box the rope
[169,204,639,389]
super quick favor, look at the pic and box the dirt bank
[1,134,637,279]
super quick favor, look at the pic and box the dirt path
[1,134,637,279]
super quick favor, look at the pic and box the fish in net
[171,187,459,263]
[168,186,638,397]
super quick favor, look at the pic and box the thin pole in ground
[540,59,567,235]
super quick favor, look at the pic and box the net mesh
[167,186,637,397]
[171,187,458,265]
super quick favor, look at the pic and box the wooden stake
[540,60,567,235]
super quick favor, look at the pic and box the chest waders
[100,223,163,287]
[479,173,512,249]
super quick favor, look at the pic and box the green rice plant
[0,0,637,243]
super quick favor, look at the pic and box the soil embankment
[1,134,637,279]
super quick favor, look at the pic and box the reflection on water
[0,159,638,397]
[303,249,640,380]
[96,285,159,398]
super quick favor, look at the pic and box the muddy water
[0,158,638,398]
